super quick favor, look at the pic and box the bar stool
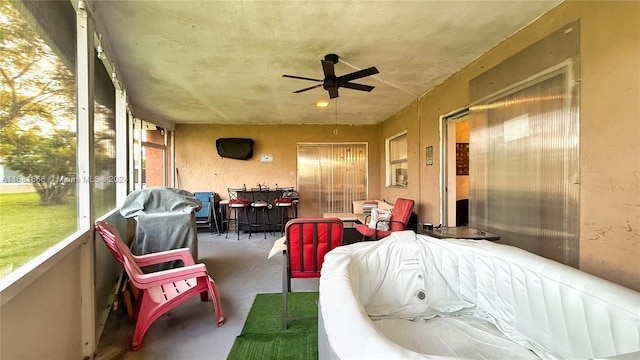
[250,186,271,238]
[224,186,252,240]
[219,198,229,233]
[274,186,296,235]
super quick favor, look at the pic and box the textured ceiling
[89,1,562,126]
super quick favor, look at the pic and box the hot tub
[318,231,640,359]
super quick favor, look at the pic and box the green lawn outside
[0,192,77,277]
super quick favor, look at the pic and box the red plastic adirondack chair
[282,218,343,329]
[95,221,224,350]
[355,198,415,240]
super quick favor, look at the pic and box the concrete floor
[95,229,319,360]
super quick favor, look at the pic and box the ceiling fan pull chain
[333,98,339,135]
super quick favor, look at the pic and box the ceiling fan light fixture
[316,100,329,107]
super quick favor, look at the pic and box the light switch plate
[260,154,273,163]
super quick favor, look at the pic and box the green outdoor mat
[227,292,319,360]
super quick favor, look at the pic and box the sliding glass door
[297,143,368,215]
[470,66,579,266]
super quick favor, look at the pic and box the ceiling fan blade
[340,82,375,92]
[321,60,336,78]
[282,74,323,82]
[339,67,379,82]
[292,84,323,93]
[327,87,339,99]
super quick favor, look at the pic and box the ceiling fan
[283,54,379,99]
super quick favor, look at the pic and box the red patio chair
[282,218,343,329]
[95,221,224,350]
[355,198,415,240]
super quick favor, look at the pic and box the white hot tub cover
[318,231,640,359]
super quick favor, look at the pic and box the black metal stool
[274,186,296,235]
[250,186,271,238]
[224,186,251,240]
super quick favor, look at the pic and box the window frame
[0,0,82,284]
[0,3,130,356]
[385,131,408,187]
[131,118,174,190]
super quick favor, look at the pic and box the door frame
[439,107,469,227]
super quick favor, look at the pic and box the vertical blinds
[468,22,580,267]
[298,143,368,215]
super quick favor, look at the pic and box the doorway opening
[440,109,470,227]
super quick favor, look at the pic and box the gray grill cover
[120,187,201,271]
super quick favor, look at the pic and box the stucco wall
[175,124,380,218]
[379,0,639,290]
[576,1,639,291]
[378,101,423,214]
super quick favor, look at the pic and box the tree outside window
[0,0,78,278]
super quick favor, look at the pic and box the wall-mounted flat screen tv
[216,138,254,160]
